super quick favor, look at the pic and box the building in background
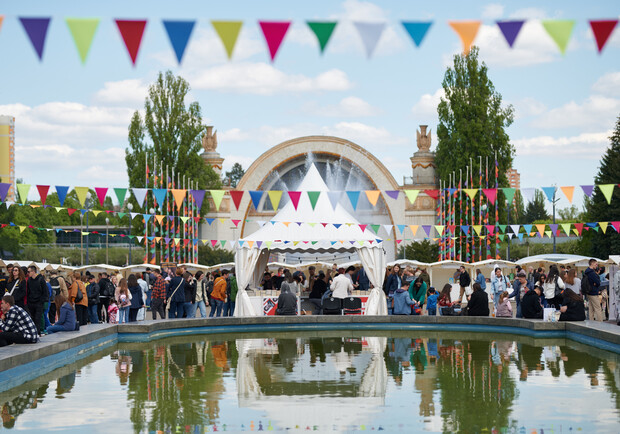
[0,115,15,201]
[506,168,521,190]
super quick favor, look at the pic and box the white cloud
[220,127,251,142]
[482,4,505,20]
[512,97,547,119]
[304,96,380,117]
[189,62,352,95]
[322,121,407,146]
[222,155,256,173]
[512,131,612,158]
[592,71,620,98]
[531,95,620,130]
[93,79,148,107]
[411,89,444,122]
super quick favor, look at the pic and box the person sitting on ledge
[467,282,490,317]
[393,281,417,315]
[559,288,586,322]
[276,280,297,316]
[46,294,77,334]
[0,295,39,347]
[521,285,544,319]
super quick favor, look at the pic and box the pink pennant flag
[482,188,497,204]
[36,185,50,205]
[485,225,495,235]
[232,219,241,227]
[211,240,218,247]
[288,191,301,210]
[611,222,620,233]
[359,224,368,233]
[95,187,108,206]
[259,21,291,61]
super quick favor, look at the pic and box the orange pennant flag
[560,186,574,203]
[535,224,546,236]
[155,215,165,225]
[364,190,381,207]
[448,21,481,54]
[170,189,187,210]
[408,225,418,236]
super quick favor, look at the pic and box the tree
[125,71,221,202]
[198,245,234,265]
[557,205,581,221]
[225,163,245,188]
[436,46,515,186]
[523,190,549,223]
[397,240,440,263]
[581,114,620,258]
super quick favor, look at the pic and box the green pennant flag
[497,234,505,241]
[370,224,381,235]
[598,184,615,204]
[65,18,100,64]
[117,212,126,219]
[542,20,575,55]
[307,191,321,210]
[307,21,337,54]
[74,186,89,206]
[220,240,227,248]
[114,188,127,206]
[498,224,507,233]
[211,21,243,59]
[404,189,420,204]
[210,190,226,210]
[502,187,516,205]
[16,184,31,204]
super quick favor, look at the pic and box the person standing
[127,274,144,322]
[543,265,565,310]
[0,295,39,347]
[69,272,88,326]
[211,270,229,317]
[86,275,100,324]
[194,271,208,318]
[475,269,487,291]
[137,273,149,321]
[584,258,602,321]
[27,265,49,335]
[490,268,510,312]
[6,267,27,310]
[458,266,471,304]
[166,269,186,319]
[150,268,167,320]
[308,270,328,314]
[115,278,131,324]
[509,271,533,318]
[97,272,113,323]
[183,272,197,318]
[331,267,355,299]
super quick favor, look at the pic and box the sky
[0,0,619,213]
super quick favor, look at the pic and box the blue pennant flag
[461,225,470,235]
[523,224,533,234]
[249,191,263,210]
[162,20,196,64]
[346,191,360,210]
[541,186,556,202]
[152,188,167,206]
[401,21,433,47]
[56,186,69,206]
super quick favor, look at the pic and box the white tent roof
[239,164,381,254]
[515,254,603,267]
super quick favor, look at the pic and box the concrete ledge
[1,316,619,391]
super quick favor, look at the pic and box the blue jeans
[88,304,99,324]
[119,306,130,323]
[427,307,436,316]
[44,302,51,329]
[47,324,70,334]
[196,300,207,318]
[223,300,236,317]
[208,299,217,317]
[184,302,196,318]
[146,290,152,308]
[214,300,224,317]
[168,301,184,319]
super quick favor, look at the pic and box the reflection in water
[1,333,620,432]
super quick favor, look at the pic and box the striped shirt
[0,305,39,342]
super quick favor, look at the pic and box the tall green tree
[581,114,620,258]
[224,162,245,188]
[397,240,439,263]
[125,71,221,194]
[523,190,549,223]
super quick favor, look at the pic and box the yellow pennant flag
[572,229,579,236]
[170,189,187,211]
[435,225,445,236]
[365,190,381,206]
[218,218,226,224]
[268,190,283,210]
[463,189,478,200]
[598,184,615,204]
[473,225,483,235]
[561,223,571,236]
[599,222,608,233]
[210,190,225,211]
[545,230,552,238]
[560,186,574,203]
[74,186,90,206]
[408,225,418,236]
[282,222,291,227]
[92,210,102,216]
[404,190,420,205]
[19,226,26,233]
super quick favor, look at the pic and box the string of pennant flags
[1,182,619,213]
[1,16,617,65]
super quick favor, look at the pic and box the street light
[127,202,133,265]
[105,217,110,264]
[85,192,92,265]
[149,207,155,264]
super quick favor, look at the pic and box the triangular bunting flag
[359,224,368,233]
[16,184,30,204]
[589,20,618,53]
[541,186,556,202]
[384,190,400,200]
[485,225,495,235]
[268,190,283,210]
[435,225,445,236]
[523,224,533,235]
[132,188,148,208]
[463,189,478,200]
[404,190,420,204]
[346,191,360,210]
[364,190,380,207]
[448,20,481,54]
[598,184,615,204]
[560,186,574,203]
[0,183,10,202]
[152,188,167,207]
[353,22,386,58]
[549,223,559,234]
[496,20,524,47]
[307,21,337,54]
[498,224,507,233]
[408,225,418,236]
[155,215,165,225]
[94,187,107,206]
[210,190,225,211]
[401,21,432,47]
[396,224,406,234]
[65,18,99,64]
[421,225,432,237]
[599,222,608,234]
[211,21,243,59]
[561,223,571,236]
[307,191,321,210]
[461,225,470,235]
[520,188,535,203]
[143,214,152,223]
[510,224,520,235]
[36,185,49,205]
[162,20,195,64]
[19,17,51,60]
[611,222,620,233]
[542,20,575,55]
[259,21,291,61]
[482,188,497,204]
[502,187,516,205]
[288,191,301,210]
[383,224,393,235]
[581,185,594,197]
[74,186,89,207]
[115,19,147,65]
[327,191,342,210]
[229,191,244,210]
[424,189,439,200]
[370,224,381,235]
[517,233,524,241]
[473,225,483,236]
[114,187,127,206]
[574,223,584,235]
[170,189,187,210]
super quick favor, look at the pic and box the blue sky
[1,0,619,212]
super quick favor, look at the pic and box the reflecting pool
[2,331,620,433]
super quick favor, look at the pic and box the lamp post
[80,213,84,266]
[551,187,559,254]
[149,207,155,264]
[127,202,133,265]
[105,217,110,264]
[85,192,92,265]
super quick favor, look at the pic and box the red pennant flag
[574,223,584,235]
[611,221,620,233]
[115,20,147,65]
[485,225,495,235]
[184,239,190,247]
[259,21,291,61]
[589,20,618,53]
[396,239,403,244]
[193,217,201,223]
[229,191,244,210]
[448,225,456,234]
[67,208,77,216]
[211,240,218,247]
[359,224,368,232]
[288,191,301,210]
[232,219,241,227]
[36,185,50,205]
[482,188,497,204]
[424,189,439,200]
[94,187,108,206]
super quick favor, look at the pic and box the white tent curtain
[357,245,387,316]
[236,339,264,399]
[234,248,262,317]
[252,249,271,289]
[359,336,387,398]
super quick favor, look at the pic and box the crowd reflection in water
[1,336,620,431]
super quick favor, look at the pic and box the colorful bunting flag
[288,191,301,210]
[421,225,432,237]
[424,189,439,200]
[463,188,477,200]
[153,188,167,207]
[307,21,337,54]
[542,20,575,55]
[327,191,342,210]
[210,190,225,211]
[560,186,574,203]
[561,223,571,236]
[384,190,400,200]
[65,18,99,64]
[115,19,147,65]
[611,222,620,233]
[114,187,127,206]
[599,184,615,204]
[599,222,608,234]
[581,185,594,197]
[229,191,244,210]
[36,185,49,205]
[16,184,30,204]
[496,20,524,47]
[249,191,263,210]
[307,191,321,210]
[574,223,584,235]
[401,21,432,47]
[170,189,186,210]
[409,225,418,236]
[19,17,51,60]
[211,21,243,59]
[541,186,556,202]
[353,22,386,58]
[364,190,380,207]
[162,20,196,64]
[482,188,497,204]
[448,20,481,54]
[520,188,535,203]
[0,183,10,202]
[502,187,516,205]
[94,187,108,206]
[74,186,90,207]
[404,189,420,204]
[589,20,618,53]
[259,21,291,61]
[267,190,283,210]
[132,188,148,208]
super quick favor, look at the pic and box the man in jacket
[150,268,167,320]
[97,272,113,323]
[509,271,534,318]
[211,270,229,317]
[584,258,602,321]
[521,285,543,319]
[458,266,471,304]
[86,275,100,324]
[27,265,49,335]
[0,295,39,346]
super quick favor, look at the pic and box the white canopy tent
[234,164,387,316]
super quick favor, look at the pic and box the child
[108,300,119,324]
[426,287,438,316]
[495,291,512,318]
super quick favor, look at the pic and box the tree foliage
[198,245,234,265]
[397,240,440,263]
[523,190,549,223]
[225,163,245,188]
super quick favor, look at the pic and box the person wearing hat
[509,271,534,318]
[521,284,543,319]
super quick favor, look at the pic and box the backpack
[580,275,591,296]
[50,277,60,297]
[74,283,84,303]
[103,280,114,298]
